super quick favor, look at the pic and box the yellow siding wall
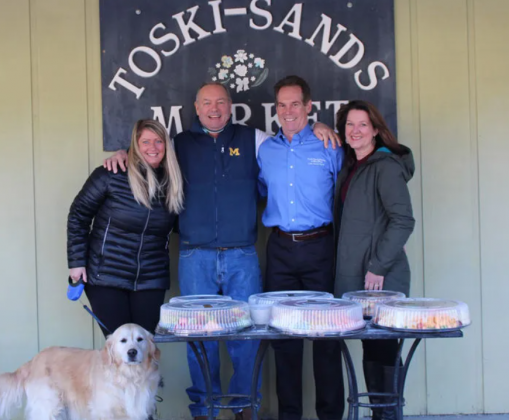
[0,0,38,377]
[1,0,508,418]
[474,0,509,412]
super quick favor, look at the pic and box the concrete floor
[274,416,509,420]
[406,416,509,420]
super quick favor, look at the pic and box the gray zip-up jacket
[334,146,415,297]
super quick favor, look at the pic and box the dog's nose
[127,349,138,359]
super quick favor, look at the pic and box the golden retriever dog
[0,323,161,420]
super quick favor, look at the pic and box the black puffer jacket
[67,166,176,291]
[334,146,415,297]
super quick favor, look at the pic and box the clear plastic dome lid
[157,300,252,336]
[249,290,333,306]
[248,291,333,327]
[270,298,365,336]
[170,294,232,303]
[342,290,406,317]
[372,298,471,331]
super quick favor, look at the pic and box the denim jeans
[178,245,263,417]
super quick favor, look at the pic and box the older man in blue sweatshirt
[257,76,345,420]
[173,83,265,420]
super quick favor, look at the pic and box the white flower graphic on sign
[234,64,248,77]
[221,55,233,68]
[254,58,265,68]
[218,69,229,80]
[208,49,269,93]
[234,49,248,63]
[236,77,250,92]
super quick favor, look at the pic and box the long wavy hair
[127,119,184,214]
[335,100,405,168]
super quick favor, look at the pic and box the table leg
[345,338,423,420]
[188,339,269,419]
[198,342,215,420]
[250,340,270,420]
[396,338,422,420]
[391,339,405,420]
[188,342,215,420]
[384,338,423,420]
[339,341,359,420]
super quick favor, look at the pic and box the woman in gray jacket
[334,100,415,420]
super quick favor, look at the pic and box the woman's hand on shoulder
[69,267,87,283]
[313,122,340,149]
[103,150,128,173]
[364,271,383,290]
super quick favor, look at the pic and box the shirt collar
[277,124,313,144]
[191,116,232,135]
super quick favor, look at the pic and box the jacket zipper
[214,137,219,242]
[337,165,367,253]
[134,209,151,291]
[97,218,112,278]
[337,163,378,276]
[101,217,111,256]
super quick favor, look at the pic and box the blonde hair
[127,119,184,214]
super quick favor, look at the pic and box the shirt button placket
[289,146,296,227]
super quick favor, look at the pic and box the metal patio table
[154,324,463,420]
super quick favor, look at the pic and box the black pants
[85,284,166,337]
[362,339,400,366]
[266,231,344,420]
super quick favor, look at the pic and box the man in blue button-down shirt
[258,76,345,420]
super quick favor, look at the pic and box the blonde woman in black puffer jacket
[67,119,183,335]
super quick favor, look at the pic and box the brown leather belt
[273,225,332,242]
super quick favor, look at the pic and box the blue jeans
[178,246,262,417]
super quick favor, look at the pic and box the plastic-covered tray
[248,291,333,327]
[342,290,405,318]
[372,298,471,332]
[269,298,365,336]
[170,294,232,303]
[157,300,252,336]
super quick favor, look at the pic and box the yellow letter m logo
[229,147,240,156]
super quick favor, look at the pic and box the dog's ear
[102,335,114,365]
[148,333,160,364]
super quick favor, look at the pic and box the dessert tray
[269,298,366,336]
[342,290,406,318]
[372,298,471,332]
[156,299,252,336]
[248,291,333,327]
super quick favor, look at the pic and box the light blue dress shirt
[257,124,344,232]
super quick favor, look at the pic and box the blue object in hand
[67,276,85,301]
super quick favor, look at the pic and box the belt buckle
[291,233,303,242]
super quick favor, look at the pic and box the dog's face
[105,324,159,366]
